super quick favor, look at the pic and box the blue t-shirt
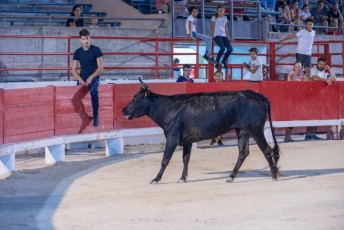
[176,76,194,82]
[73,45,103,80]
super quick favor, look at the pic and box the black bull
[122,80,280,183]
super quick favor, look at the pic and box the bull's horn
[139,77,150,90]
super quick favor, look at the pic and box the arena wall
[0,81,343,145]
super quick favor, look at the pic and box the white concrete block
[0,153,15,177]
[106,137,124,156]
[45,144,65,164]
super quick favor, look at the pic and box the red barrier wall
[114,83,187,129]
[187,81,261,94]
[3,87,55,144]
[339,82,344,119]
[0,81,343,146]
[0,90,3,145]
[55,85,114,136]
[267,81,340,121]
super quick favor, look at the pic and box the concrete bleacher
[0,1,111,27]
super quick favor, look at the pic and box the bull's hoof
[226,177,234,183]
[150,179,160,184]
[178,177,187,183]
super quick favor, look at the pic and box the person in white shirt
[300,4,312,23]
[186,6,216,63]
[243,47,263,81]
[210,5,233,70]
[310,56,336,85]
[278,18,315,78]
[305,57,336,140]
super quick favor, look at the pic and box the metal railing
[0,35,343,82]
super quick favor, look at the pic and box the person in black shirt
[327,3,343,34]
[66,5,84,27]
[72,29,103,127]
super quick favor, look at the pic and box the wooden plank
[4,130,54,144]
[3,87,54,105]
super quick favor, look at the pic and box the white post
[106,137,124,156]
[45,144,65,164]
[0,153,15,177]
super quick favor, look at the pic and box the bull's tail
[266,101,280,168]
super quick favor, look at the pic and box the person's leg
[89,77,100,126]
[284,127,294,142]
[303,55,311,77]
[214,36,225,63]
[221,37,233,65]
[195,32,213,56]
[270,0,276,11]
[262,0,268,10]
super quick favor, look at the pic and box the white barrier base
[0,153,15,178]
[45,144,65,164]
[106,137,124,156]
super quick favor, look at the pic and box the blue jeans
[192,31,212,56]
[261,0,276,10]
[214,36,233,64]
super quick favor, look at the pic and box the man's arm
[278,33,297,43]
[325,65,336,82]
[85,57,103,85]
[243,64,259,73]
[71,60,86,85]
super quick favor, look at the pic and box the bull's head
[122,78,151,120]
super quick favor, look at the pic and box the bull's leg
[179,143,193,183]
[150,141,177,184]
[251,130,279,180]
[227,129,250,183]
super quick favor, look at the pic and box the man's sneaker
[93,116,100,127]
[305,134,314,140]
[313,135,323,140]
[221,62,228,69]
[210,139,216,145]
[217,140,224,146]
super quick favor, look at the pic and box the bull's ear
[139,77,150,91]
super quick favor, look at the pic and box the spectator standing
[300,4,312,23]
[66,5,84,27]
[72,29,103,127]
[243,47,263,81]
[284,61,307,142]
[210,5,233,70]
[186,6,216,64]
[310,1,329,33]
[176,64,194,82]
[327,3,344,34]
[304,57,337,140]
[278,18,315,78]
[156,0,170,13]
[209,70,225,146]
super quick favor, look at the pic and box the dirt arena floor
[1,137,344,230]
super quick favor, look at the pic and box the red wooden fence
[0,81,343,145]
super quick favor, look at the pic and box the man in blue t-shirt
[176,64,194,82]
[72,29,103,127]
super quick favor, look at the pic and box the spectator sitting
[327,2,344,34]
[300,4,312,23]
[176,64,194,82]
[243,47,263,82]
[174,0,189,18]
[310,1,329,33]
[291,0,302,30]
[278,4,293,32]
[89,16,98,27]
[305,57,337,140]
[156,0,170,14]
[186,6,216,64]
[66,5,84,27]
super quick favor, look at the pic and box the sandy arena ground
[0,137,344,230]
